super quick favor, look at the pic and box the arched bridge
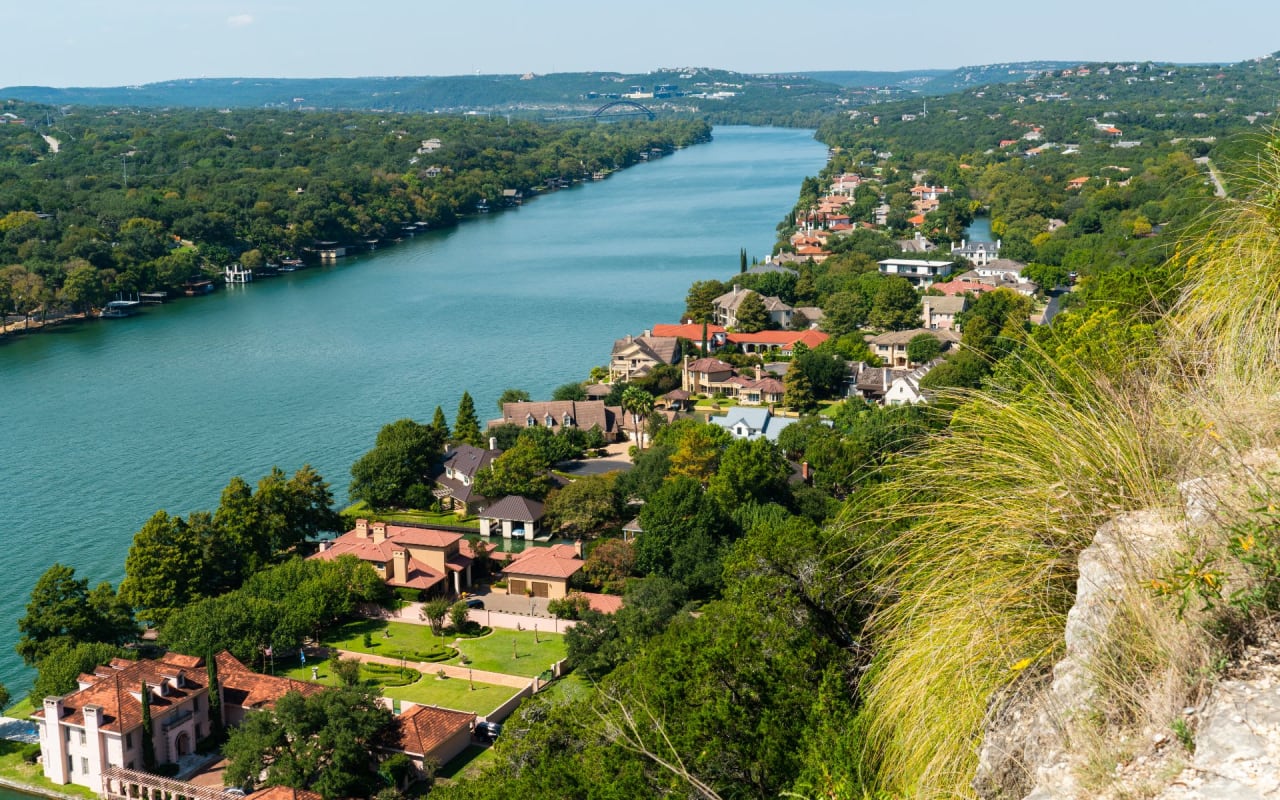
[592,100,655,120]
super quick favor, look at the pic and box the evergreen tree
[739,247,748,273]
[428,405,450,442]
[207,653,223,737]
[141,682,156,771]
[454,391,484,447]
[785,366,818,412]
[734,291,770,333]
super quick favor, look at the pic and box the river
[0,126,828,703]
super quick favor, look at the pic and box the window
[81,757,88,774]
[66,756,73,774]
[79,730,86,746]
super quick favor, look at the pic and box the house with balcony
[922,295,968,331]
[868,328,960,368]
[431,443,501,516]
[877,258,956,289]
[712,286,793,329]
[609,333,681,383]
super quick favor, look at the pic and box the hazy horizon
[3,0,1277,89]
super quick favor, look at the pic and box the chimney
[392,549,408,584]
[355,518,369,538]
[643,329,652,338]
[371,522,387,544]
[318,540,330,553]
[733,284,740,295]
[626,333,633,343]
[573,539,584,559]
[489,436,498,451]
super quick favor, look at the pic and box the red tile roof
[686,357,734,373]
[726,330,829,349]
[33,652,208,732]
[216,651,323,710]
[503,544,585,580]
[651,322,726,340]
[580,592,624,614]
[392,704,475,759]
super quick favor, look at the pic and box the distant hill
[802,61,1081,93]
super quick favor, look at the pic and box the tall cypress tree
[140,682,156,771]
[206,653,223,737]
[429,405,450,442]
[454,392,483,447]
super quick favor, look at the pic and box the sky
[3,0,1279,88]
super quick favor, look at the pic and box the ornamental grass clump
[840,353,1180,798]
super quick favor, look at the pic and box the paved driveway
[557,441,634,476]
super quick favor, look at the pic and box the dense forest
[0,104,708,317]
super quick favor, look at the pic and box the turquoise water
[0,126,827,701]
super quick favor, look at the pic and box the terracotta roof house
[34,651,311,795]
[492,401,623,442]
[726,329,829,355]
[868,328,960,368]
[712,286,793,329]
[710,407,797,442]
[385,703,475,779]
[928,279,998,297]
[311,519,473,596]
[479,495,545,539]
[502,543,585,599]
[922,295,969,331]
[609,334,681,383]
[432,444,501,516]
[878,258,956,289]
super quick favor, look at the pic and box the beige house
[609,334,681,382]
[312,519,474,596]
[712,286,793,329]
[868,328,960,368]
[492,400,624,442]
[502,543,584,599]
[386,702,475,779]
[922,295,968,331]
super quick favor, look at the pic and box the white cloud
[227,14,253,28]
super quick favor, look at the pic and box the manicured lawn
[0,740,97,799]
[451,630,566,678]
[274,654,420,689]
[3,696,36,719]
[435,743,498,783]
[534,672,593,706]
[342,502,479,530]
[323,619,455,660]
[382,675,517,716]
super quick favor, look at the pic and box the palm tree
[620,386,655,450]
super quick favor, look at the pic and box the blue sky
[4,0,1278,88]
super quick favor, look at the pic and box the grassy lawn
[435,743,497,784]
[3,696,37,719]
[0,740,97,799]
[533,672,593,706]
[342,502,479,530]
[451,630,566,678]
[382,675,516,716]
[323,619,456,660]
[274,654,420,689]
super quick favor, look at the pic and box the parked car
[475,720,503,742]
[466,597,484,609]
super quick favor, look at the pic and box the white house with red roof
[726,329,828,356]
[311,519,473,596]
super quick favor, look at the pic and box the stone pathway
[330,647,533,690]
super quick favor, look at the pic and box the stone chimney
[573,539,584,559]
[318,540,330,553]
[355,518,369,538]
[643,329,652,337]
[392,549,408,584]
[371,522,387,544]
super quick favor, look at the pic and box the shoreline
[0,775,87,800]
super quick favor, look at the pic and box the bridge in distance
[548,100,656,121]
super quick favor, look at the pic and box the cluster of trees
[0,104,709,321]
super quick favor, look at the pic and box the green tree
[868,276,921,331]
[449,600,470,633]
[349,419,444,510]
[60,259,107,313]
[634,477,732,598]
[120,510,206,627]
[684,280,726,324]
[223,686,395,800]
[428,405,451,442]
[17,564,135,666]
[453,392,484,447]
[620,386,656,449]
[31,641,130,701]
[255,465,342,555]
[420,599,451,637]
[552,382,588,401]
[784,365,817,413]
[792,349,848,399]
[733,290,770,333]
[667,423,732,484]
[820,290,870,337]
[497,388,530,412]
[906,332,943,364]
[0,681,8,711]
[208,652,223,737]
[583,538,636,592]
[544,473,622,538]
[472,439,553,500]
[708,438,792,509]
[141,682,156,770]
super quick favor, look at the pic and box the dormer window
[562,412,574,427]
[526,414,536,427]
[544,413,554,427]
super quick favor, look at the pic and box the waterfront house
[34,651,315,795]
[650,322,727,350]
[609,333,681,383]
[712,286,793,329]
[725,329,829,356]
[491,400,624,442]
[502,543,584,599]
[681,356,737,395]
[311,519,474,597]
[431,443,501,516]
[950,239,1001,266]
